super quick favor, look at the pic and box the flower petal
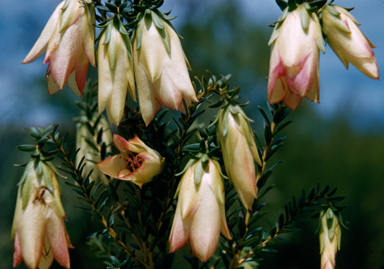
[97,154,126,178]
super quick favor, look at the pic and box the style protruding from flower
[268,3,325,110]
[169,157,231,261]
[97,135,164,188]
[11,159,73,269]
[22,0,96,96]
[217,104,262,210]
[132,9,198,125]
[321,5,379,80]
[97,18,136,126]
[319,208,341,269]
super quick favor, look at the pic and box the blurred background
[1,0,383,268]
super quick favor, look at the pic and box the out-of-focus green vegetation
[1,1,384,268]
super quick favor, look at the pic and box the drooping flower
[319,208,341,269]
[217,104,261,210]
[11,160,73,269]
[132,10,198,125]
[22,0,96,96]
[97,135,164,187]
[169,157,231,261]
[268,3,325,110]
[97,20,136,126]
[321,5,379,80]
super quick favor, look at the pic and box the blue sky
[0,0,383,130]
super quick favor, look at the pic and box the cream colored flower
[169,158,231,261]
[321,5,379,79]
[97,22,136,126]
[132,11,198,125]
[97,135,164,187]
[268,4,325,110]
[22,0,95,96]
[11,160,73,269]
[319,209,341,269]
[217,105,261,210]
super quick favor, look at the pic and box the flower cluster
[319,208,341,269]
[268,2,379,110]
[11,159,72,269]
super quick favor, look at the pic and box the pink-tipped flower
[321,5,379,80]
[217,105,262,210]
[11,160,73,269]
[268,3,325,110]
[132,10,198,125]
[97,20,136,126]
[22,0,96,96]
[97,135,164,187]
[319,209,341,269]
[169,157,231,261]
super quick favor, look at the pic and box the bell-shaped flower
[132,10,198,125]
[169,157,231,261]
[268,4,325,110]
[11,160,73,269]
[217,105,261,210]
[321,5,379,80]
[22,0,96,96]
[97,20,136,126]
[319,209,341,269]
[97,134,164,187]
[76,115,112,185]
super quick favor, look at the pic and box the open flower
[11,160,73,269]
[268,4,325,110]
[97,135,164,187]
[319,209,341,269]
[97,21,136,126]
[132,10,198,125]
[169,157,231,261]
[217,105,261,210]
[22,0,95,96]
[321,5,379,80]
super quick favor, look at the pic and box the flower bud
[11,160,73,269]
[321,5,379,80]
[268,4,324,110]
[319,208,341,269]
[97,22,136,126]
[132,11,198,125]
[76,115,112,184]
[169,158,231,261]
[22,0,96,96]
[217,105,261,210]
[97,135,164,187]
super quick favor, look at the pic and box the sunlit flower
[132,11,198,125]
[321,5,379,79]
[98,22,136,126]
[169,158,231,261]
[22,0,95,96]
[217,105,262,210]
[268,4,325,110]
[319,208,341,269]
[11,160,73,269]
[97,135,164,187]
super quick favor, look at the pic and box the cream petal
[138,19,166,82]
[38,236,54,269]
[67,71,81,96]
[22,2,63,64]
[178,167,202,219]
[73,49,89,96]
[97,154,126,178]
[13,232,23,267]
[97,35,113,114]
[46,212,71,269]
[169,204,191,253]
[189,182,221,262]
[47,73,61,95]
[113,135,130,153]
[18,203,47,269]
[283,90,303,111]
[153,67,183,110]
